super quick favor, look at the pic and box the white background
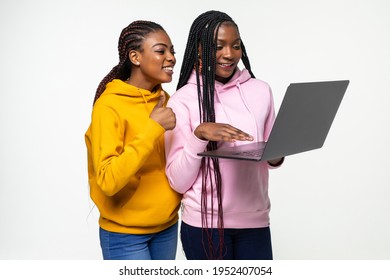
[0,0,389,260]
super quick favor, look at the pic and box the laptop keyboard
[234,149,263,157]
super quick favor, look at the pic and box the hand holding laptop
[194,122,254,143]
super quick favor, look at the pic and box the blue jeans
[181,222,273,260]
[99,222,178,260]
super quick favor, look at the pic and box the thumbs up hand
[150,91,176,131]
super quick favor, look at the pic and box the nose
[167,52,176,64]
[222,47,234,59]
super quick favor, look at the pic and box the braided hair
[93,20,165,104]
[177,10,255,259]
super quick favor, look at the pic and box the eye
[233,44,241,50]
[155,50,165,54]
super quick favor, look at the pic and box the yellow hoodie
[85,79,181,234]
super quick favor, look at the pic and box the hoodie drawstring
[236,81,259,142]
[138,88,164,165]
[215,81,259,143]
[138,88,149,105]
[215,89,233,128]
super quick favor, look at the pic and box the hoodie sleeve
[264,86,284,169]
[89,102,165,196]
[165,98,209,194]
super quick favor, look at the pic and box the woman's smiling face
[133,30,176,90]
[214,22,242,83]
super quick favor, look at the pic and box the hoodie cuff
[184,131,209,158]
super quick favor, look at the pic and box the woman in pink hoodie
[165,10,284,260]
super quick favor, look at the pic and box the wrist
[194,125,206,140]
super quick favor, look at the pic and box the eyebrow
[152,43,172,48]
[217,38,241,43]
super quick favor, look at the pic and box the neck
[126,73,157,92]
[215,69,236,84]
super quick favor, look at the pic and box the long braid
[93,20,165,105]
[177,11,255,259]
[241,42,255,79]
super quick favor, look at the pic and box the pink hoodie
[165,68,279,229]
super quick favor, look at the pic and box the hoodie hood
[187,68,252,93]
[102,79,162,104]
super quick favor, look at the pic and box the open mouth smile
[162,66,174,73]
[218,62,235,70]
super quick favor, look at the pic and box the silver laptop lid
[260,80,349,161]
[197,80,349,161]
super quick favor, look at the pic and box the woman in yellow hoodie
[85,20,181,260]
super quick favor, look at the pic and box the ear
[129,50,140,66]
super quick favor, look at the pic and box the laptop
[197,80,349,161]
